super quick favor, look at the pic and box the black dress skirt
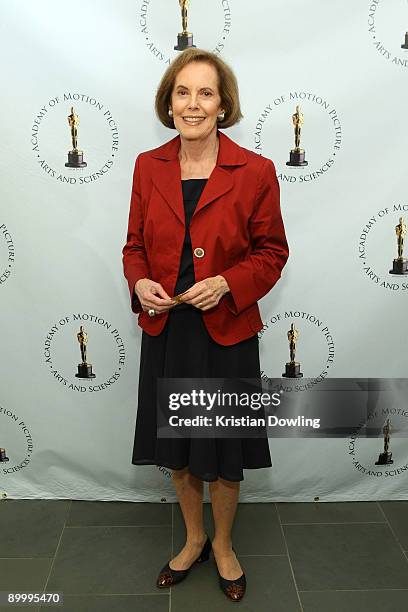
[131,179,272,482]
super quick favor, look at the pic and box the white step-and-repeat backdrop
[1,0,407,502]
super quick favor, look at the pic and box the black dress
[131,178,272,482]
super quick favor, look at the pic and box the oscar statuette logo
[367,0,408,69]
[174,0,195,50]
[43,313,126,394]
[286,106,308,167]
[389,217,408,275]
[375,418,393,465]
[0,448,10,463]
[259,310,335,392]
[75,326,96,379]
[348,406,408,480]
[139,0,232,64]
[0,405,34,476]
[65,107,87,168]
[282,323,303,379]
[358,205,408,291]
[30,93,119,185]
[0,223,15,286]
[254,91,342,185]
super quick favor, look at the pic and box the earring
[168,108,173,117]
[217,111,225,122]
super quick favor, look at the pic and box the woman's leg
[169,466,207,570]
[209,478,243,580]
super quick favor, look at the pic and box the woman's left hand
[179,275,230,311]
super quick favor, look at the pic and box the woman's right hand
[135,279,176,313]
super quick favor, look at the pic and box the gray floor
[0,499,407,611]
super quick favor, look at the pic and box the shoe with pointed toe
[156,535,212,588]
[216,546,246,601]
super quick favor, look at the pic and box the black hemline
[131,459,273,483]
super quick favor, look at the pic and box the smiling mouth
[182,116,206,124]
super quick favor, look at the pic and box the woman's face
[170,61,224,141]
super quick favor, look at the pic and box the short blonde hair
[155,48,243,129]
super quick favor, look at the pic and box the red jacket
[122,130,289,346]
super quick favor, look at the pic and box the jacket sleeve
[122,155,150,314]
[220,158,289,315]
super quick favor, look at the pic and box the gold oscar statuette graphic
[282,323,303,378]
[65,106,87,168]
[0,447,10,462]
[174,0,196,51]
[75,325,96,379]
[375,418,394,465]
[389,216,408,275]
[402,31,408,49]
[286,105,308,167]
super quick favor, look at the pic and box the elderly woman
[122,48,288,602]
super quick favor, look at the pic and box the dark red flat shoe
[156,535,212,588]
